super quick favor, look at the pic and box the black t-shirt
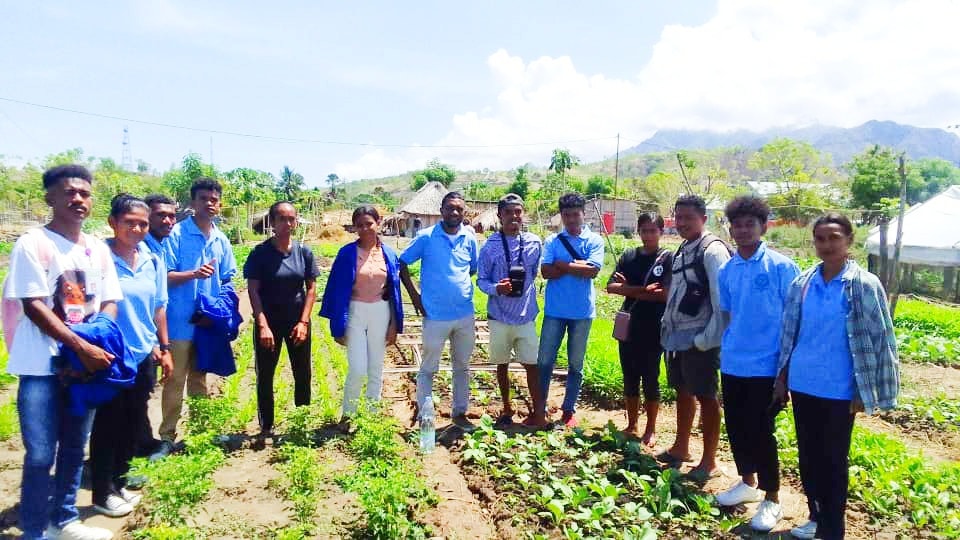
[609,247,673,339]
[243,240,320,321]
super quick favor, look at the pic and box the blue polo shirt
[110,241,168,363]
[143,233,169,258]
[164,216,237,341]
[541,228,605,320]
[399,224,479,321]
[788,264,856,400]
[718,242,800,377]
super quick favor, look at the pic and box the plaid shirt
[777,260,900,414]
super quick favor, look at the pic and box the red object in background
[664,216,676,229]
[602,212,614,235]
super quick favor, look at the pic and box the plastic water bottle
[419,397,436,454]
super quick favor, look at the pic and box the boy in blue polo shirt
[537,192,604,428]
[715,196,799,532]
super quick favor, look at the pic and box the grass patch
[0,397,18,441]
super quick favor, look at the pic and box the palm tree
[277,166,305,201]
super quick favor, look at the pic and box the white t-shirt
[4,228,123,376]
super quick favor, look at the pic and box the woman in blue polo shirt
[773,213,899,540]
[89,195,173,517]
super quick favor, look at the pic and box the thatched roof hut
[396,181,450,237]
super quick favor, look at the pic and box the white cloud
[337,0,960,179]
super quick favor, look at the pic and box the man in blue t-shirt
[715,196,799,532]
[154,178,237,458]
[537,192,604,428]
[399,192,480,430]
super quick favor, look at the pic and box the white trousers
[342,300,391,415]
[417,315,475,417]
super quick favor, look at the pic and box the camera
[507,265,525,297]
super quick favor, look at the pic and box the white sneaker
[93,493,134,517]
[750,499,783,532]
[715,480,763,506]
[46,521,113,540]
[119,487,142,507]
[790,520,818,539]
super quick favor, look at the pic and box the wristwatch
[159,343,172,352]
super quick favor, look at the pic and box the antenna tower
[121,126,133,171]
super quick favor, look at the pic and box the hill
[624,120,960,166]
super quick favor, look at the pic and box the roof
[400,181,449,216]
[865,185,960,266]
[474,208,500,231]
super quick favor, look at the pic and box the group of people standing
[608,195,899,540]
[5,164,898,540]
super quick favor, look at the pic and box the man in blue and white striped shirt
[476,194,547,428]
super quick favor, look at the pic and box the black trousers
[793,391,856,540]
[720,373,780,492]
[89,358,153,503]
[133,357,158,456]
[255,317,311,432]
[617,338,662,401]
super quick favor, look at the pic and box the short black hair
[269,201,297,220]
[190,177,222,199]
[43,164,93,190]
[352,204,381,224]
[637,212,664,231]
[725,196,770,224]
[558,192,585,211]
[812,212,854,238]
[144,193,175,208]
[441,191,465,208]
[674,194,706,216]
[109,193,149,219]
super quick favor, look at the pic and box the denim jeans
[537,316,593,413]
[18,375,95,539]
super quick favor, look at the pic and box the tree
[410,158,456,190]
[748,139,838,222]
[585,175,614,196]
[549,148,579,187]
[848,145,923,212]
[276,166,305,201]
[913,158,960,202]
[326,173,342,196]
[506,166,529,199]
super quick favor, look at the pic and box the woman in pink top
[320,206,404,420]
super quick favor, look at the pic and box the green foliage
[586,175,614,196]
[896,394,960,430]
[0,397,18,441]
[411,158,456,190]
[131,525,196,540]
[549,148,580,182]
[775,407,960,535]
[337,403,436,540]
[184,395,237,435]
[893,298,960,338]
[276,166,306,202]
[748,138,837,186]
[462,419,720,538]
[276,445,324,529]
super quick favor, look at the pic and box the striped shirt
[477,231,542,325]
[777,260,900,414]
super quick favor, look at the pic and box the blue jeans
[18,375,95,539]
[537,316,593,413]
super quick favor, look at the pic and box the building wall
[583,199,638,234]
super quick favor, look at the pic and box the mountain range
[623,120,960,165]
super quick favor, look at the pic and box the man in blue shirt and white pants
[400,191,480,430]
[154,178,237,458]
[715,196,799,532]
[537,192,604,429]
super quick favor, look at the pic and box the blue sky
[1,1,958,186]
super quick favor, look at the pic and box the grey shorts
[666,347,720,398]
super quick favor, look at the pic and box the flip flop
[494,414,514,428]
[685,467,722,483]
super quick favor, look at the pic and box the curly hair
[558,192,586,211]
[724,196,770,224]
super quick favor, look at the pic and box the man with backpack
[658,194,732,482]
[4,165,121,540]
[537,192,604,428]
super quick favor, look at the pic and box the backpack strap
[557,234,584,260]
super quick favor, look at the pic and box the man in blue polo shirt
[715,196,799,532]
[399,191,479,430]
[154,178,237,458]
[143,194,176,257]
[537,192,604,428]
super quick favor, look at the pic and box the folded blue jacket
[59,313,135,417]
[319,241,404,338]
[193,286,242,377]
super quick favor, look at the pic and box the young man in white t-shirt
[5,165,123,540]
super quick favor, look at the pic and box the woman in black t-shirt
[606,212,673,447]
[243,202,319,438]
